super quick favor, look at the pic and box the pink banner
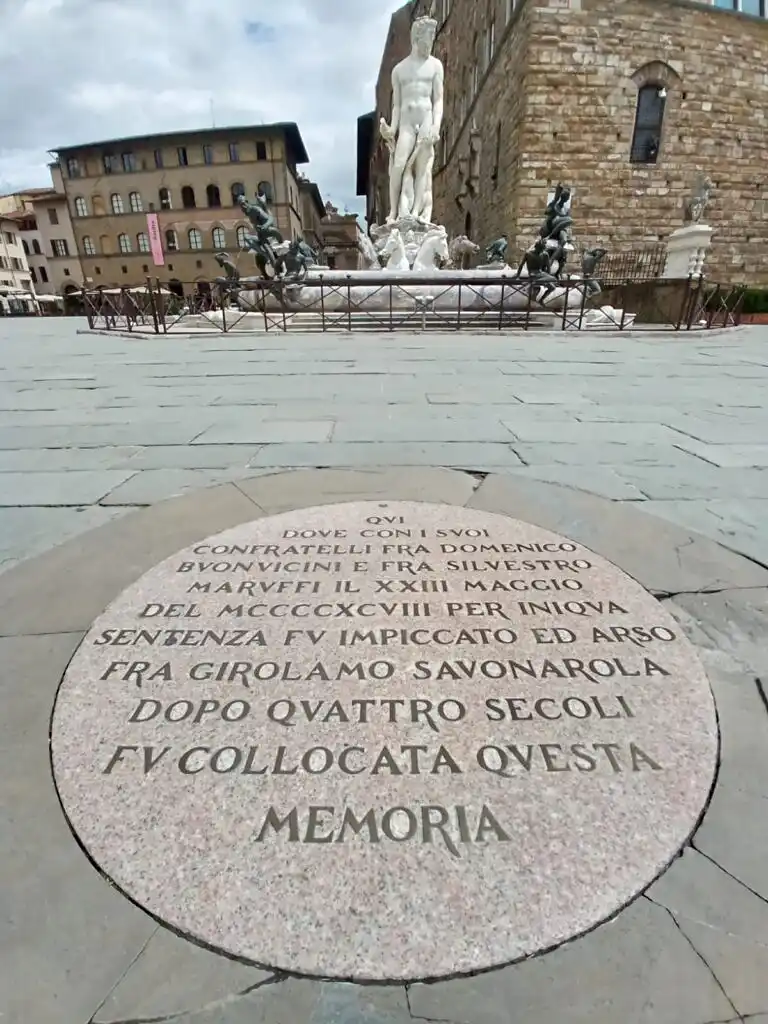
[146,212,165,267]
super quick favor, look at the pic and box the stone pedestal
[475,262,517,274]
[370,217,449,272]
[663,223,714,279]
[371,216,442,268]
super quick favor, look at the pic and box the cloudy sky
[0,0,406,213]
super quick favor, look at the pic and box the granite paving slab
[0,633,156,1024]
[468,474,768,595]
[331,417,519,443]
[675,440,768,468]
[0,406,217,428]
[504,422,689,444]
[115,443,264,470]
[673,919,768,1019]
[573,404,738,423]
[639,499,768,566]
[4,321,768,565]
[91,928,271,1022]
[648,848,768,949]
[406,898,737,1024]
[0,444,142,472]
[235,466,479,511]
[667,588,768,677]
[509,442,704,466]
[193,420,335,444]
[249,442,526,469]
[0,421,206,449]
[692,783,768,903]
[100,467,251,505]
[504,464,646,500]
[0,482,261,635]
[618,464,768,500]
[99,980,413,1024]
[0,505,131,572]
[671,417,768,445]
[0,468,136,506]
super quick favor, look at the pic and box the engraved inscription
[84,505,695,856]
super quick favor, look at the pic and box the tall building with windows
[360,0,768,284]
[50,123,317,295]
[31,167,83,296]
[0,215,32,294]
[0,176,84,297]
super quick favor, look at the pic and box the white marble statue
[380,16,444,225]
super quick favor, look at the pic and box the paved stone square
[2,319,768,1024]
[1,317,768,572]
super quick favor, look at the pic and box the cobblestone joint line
[91,971,288,1024]
[755,679,768,717]
[690,844,768,914]
[659,904,741,1020]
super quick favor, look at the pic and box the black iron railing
[595,244,667,286]
[82,274,745,335]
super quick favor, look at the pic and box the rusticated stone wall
[382,0,768,284]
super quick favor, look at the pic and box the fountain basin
[237,268,593,315]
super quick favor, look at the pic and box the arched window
[82,236,96,256]
[137,232,150,252]
[22,239,29,255]
[110,193,124,214]
[165,229,179,252]
[74,196,87,217]
[188,227,203,250]
[230,182,245,205]
[630,84,666,164]
[257,180,273,202]
[159,187,172,210]
[212,226,226,249]
[181,185,196,209]
[118,233,132,253]
[92,194,106,216]
[100,234,112,254]
[236,225,248,248]
[129,191,143,213]
[206,184,222,208]
[32,239,41,255]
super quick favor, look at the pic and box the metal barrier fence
[595,244,667,286]
[83,275,745,335]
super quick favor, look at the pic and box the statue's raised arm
[430,56,444,144]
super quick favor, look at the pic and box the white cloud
[0,0,407,212]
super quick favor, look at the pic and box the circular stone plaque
[51,501,718,981]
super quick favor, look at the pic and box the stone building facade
[319,204,365,271]
[361,0,768,285]
[298,179,326,254]
[51,123,319,295]
[32,167,84,296]
[0,215,32,293]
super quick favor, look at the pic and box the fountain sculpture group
[221,15,628,327]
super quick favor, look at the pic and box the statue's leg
[389,129,416,221]
[399,171,414,219]
[411,142,433,222]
